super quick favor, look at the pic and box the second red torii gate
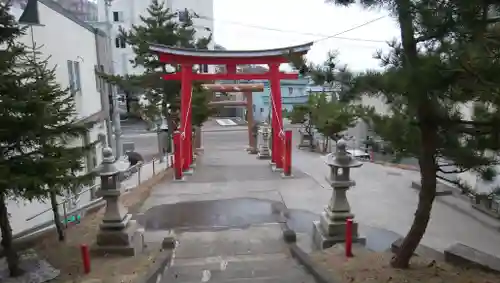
[149,42,313,180]
[204,83,264,153]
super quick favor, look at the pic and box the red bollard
[369,149,374,162]
[80,244,91,274]
[283,130,292,176]
[345,218,353,258]
[173,131,183,180]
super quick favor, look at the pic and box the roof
[149,42,314,58]
[37,0,105,36]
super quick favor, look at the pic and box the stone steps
[163,253,314,283]
[161,224,315,283]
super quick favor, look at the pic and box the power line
[195,14,389,44]
[313,16,387,43]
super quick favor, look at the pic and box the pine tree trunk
[50,191,65,242]
[391,126,437,268]
[0,193,22,277]
[389,0,439,268]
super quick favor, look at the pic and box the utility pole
[103,0,123,160]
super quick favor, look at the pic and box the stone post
[194,126,203,153]
[312,139,364,249]
[257,122,271,159]
[93,147,143,256]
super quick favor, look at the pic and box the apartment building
[94,0,215,77]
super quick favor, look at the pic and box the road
[120,119,161,162]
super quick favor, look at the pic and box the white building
[7,0,109,236]
[94,0,215,77]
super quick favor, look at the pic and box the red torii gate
[204,83,264,153]
[149,42,313,180]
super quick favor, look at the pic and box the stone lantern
[312,139,364,249]
[257,122,271,159]
[93,147,143,256]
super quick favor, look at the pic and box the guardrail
[16,156,172,239]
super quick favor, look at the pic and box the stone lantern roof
[324,139,363,168]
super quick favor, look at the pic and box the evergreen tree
[0,2,94,276]
[114,0,213,133]
[323,0,500,268]
[290,52,359,150]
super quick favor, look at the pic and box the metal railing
[20,155,172,235]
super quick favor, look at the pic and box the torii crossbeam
[149,42,313,180]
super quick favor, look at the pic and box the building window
[113,11,123,22]
[288,87,293,95]
[67,60,81,94]
[252,104,256,113]
[115,37,126,48]
[260,108,264,113]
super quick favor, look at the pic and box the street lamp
[103,0,123,160]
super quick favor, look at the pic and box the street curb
[138,249,174,283]
[372,161,420,171]
[288,243,337,283]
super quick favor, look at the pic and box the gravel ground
[311,244,500,283]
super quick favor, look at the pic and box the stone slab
[411,180,453,196]
[444,243,500,273]
[174,224,289,259]
[391,237,444,260]
[0,249,60,283]
[93,220,142,256]
[312,221,365,250]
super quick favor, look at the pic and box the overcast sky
[211,0,400,71]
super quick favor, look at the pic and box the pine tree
[0,2,95,276]
[114,0,213,133]
[291,52,359,150]
[324,0,500,268]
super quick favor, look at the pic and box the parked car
[346,149,370,160]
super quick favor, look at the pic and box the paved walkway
[139,129,315,282]
[138,127,500,282]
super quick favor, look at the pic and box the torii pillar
[204,83,264,153]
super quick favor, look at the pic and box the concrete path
[139,129,315,282]
[138,126,500,282]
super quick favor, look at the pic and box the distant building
[250,78,310,122]
[94,0,215,77]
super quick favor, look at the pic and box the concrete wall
[7,2,107,235]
